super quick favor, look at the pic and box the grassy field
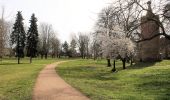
[0,58,58,100]
[57,59,170,100]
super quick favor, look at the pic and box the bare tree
[109,0,170,42]
[0,7,13,59]
[95,0,169,43]
[77,33,90,59]
[91,39,101,60]
[50,32,60,58]
[0,21,4,60]
[39,23,53,59]
[0,7,5,60]
[1,21,14,58]
[94,0,170,65]
[69,38,77,57]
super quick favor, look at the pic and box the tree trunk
[30,56,32,63]
[165,47,168,59]
[81,54,83,59]
[18,56,20,64]
[45,53,47,59]
[107,59,111,67]
[41,54,43,59]
[0,55,2,61]
[93,56,95,60]
[130,58,133,66]
[122,58,126,69]
[112,60,116,72]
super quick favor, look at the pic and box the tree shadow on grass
[127,61,157,70]
[89,71,117,81]
[136,80,170,99]
[0,62,29,65]
[59,66,117,81]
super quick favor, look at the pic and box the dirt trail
[32,61,89,100]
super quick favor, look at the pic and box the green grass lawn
[0,58,58,100]
[57,59,170,100]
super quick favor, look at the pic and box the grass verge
[0,58,58,100]
[57,59,170,100]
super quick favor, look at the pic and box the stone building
[139,1,160,61]
[159,37,170,59]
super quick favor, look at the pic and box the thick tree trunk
[18,56,20,64]
[112,60,116,72]
[130,58,133,66]
[41,54,43,59]
[45,53,47,59]
[107,59,111,67]
[81,54,83,59]
[122,58,126,69]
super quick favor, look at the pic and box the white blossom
[96,29,136,60]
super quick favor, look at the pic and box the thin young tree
[77,33,90,59]
[26,14,38,63]
[11,11,26,64]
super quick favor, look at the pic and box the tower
[140,1,160,61]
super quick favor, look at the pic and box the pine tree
[10,11,26,64]
[26,14,38,63]
[62,41,69,57]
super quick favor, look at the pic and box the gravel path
[32,61,89,100]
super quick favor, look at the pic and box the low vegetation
[0,58,58,100]
[57,59,170,100]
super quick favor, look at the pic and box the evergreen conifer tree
[62,41,69,57]
[26,14,38,63]
[10,11,26,64]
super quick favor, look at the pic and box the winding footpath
[32,61,89,100]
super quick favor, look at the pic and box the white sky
[0,0,112,42]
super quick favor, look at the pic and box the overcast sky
[0,0,112,42]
